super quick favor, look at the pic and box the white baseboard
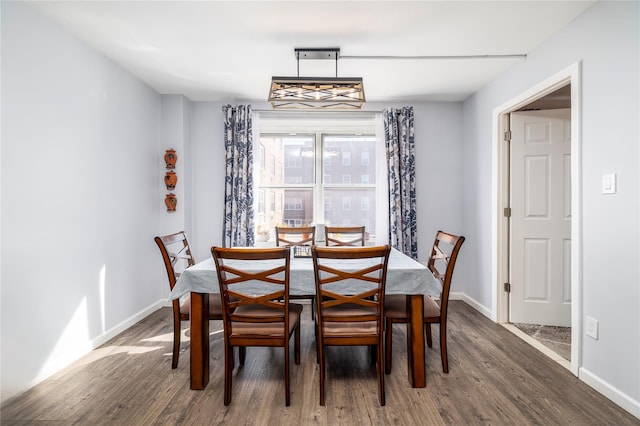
[579,367,640,419]
[460,293,496,321]
[90,301,163,349]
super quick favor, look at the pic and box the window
[361,196,369,211]
[258,190,265,213]
[259,144,266,170]
[342,151,351,166]
[270,191,276,213]
[342,197,351,211]
[361,151,369,166]
[256,131,377,239]
[270,154,276,176]
[285,197,303,210]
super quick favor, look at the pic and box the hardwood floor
[2,301,638,425]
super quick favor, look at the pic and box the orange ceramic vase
[164,149,177,169]
[165,193,177,212]
[164,171,177,190]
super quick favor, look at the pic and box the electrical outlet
[586,317,599,339]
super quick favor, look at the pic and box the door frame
[493,62,582,376]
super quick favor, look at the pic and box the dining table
[169,246,440,390]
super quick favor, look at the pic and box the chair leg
[285,342,291,406]
[318,341,326,406]
[172,315,181,369]
[314,320,320,364]
[294,320,301,365]
[425,323,433,348]
[239,346,246,366]
[377,342,385,406]
[384,318,393,374]
[440,322,448,373]
[224,342,233,406]
[310,296,316,321]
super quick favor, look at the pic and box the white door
[510,109,571,326]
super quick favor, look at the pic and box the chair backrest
[312,245,391,331]
[324,226,366,246]
[154,231,195,291]
[427,230,465,319]
[275,226,316,246]
[211,247,292,333]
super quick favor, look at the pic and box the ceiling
[29,1,596,103]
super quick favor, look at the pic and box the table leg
[190,292,209,389]
[406,294,426,388]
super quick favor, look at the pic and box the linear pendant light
[268,48,365,110]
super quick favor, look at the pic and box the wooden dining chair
[275,225,316,246]
[312,245,391,406]
[384,230,465,374]
[154,231,224,369]
[324,226,366,246]
[275,225,316,319]
[211,246,303,406]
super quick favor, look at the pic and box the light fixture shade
[268,76,365,110]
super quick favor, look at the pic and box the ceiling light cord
[340,54,526,60]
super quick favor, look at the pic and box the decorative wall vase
[165,193,177,212]
[164,171,177,190]
[164,149,177,169]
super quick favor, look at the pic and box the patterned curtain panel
[222,105,254,247]
[383,107,417,259]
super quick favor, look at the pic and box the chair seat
[230,303,302,336]
[384,294,441,320]
[322,321,378,336]
[324,303,377,318]
[179,294,223,319]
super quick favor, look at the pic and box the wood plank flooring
[2,301,638,425]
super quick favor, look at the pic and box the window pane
[283,189,314,226]
[324,188,376,237]
[323,136,376,184]
[283,136,314,184]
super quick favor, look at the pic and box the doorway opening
[494,63,582,376]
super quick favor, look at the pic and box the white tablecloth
[169,248,440,299]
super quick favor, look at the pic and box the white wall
[410,102,464,262]
[462,0,639,414]
[1,3,164,402]
[189,102,228,260]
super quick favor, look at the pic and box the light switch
[602,173,616,194]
